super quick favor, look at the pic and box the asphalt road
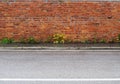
[0,51,120,84]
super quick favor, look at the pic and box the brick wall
[0,1,120,42]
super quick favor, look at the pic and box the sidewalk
[0,43,120,51]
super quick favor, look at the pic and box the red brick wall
[0,1,120,42]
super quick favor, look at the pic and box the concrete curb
[1,46,120,49]
[0,50,120,52]
[0,47,120,52]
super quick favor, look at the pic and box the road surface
[0,51,120,84]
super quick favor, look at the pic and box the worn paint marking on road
[0,78,120,81]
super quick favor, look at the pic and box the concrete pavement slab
[0,51,120,84]
[0,51,120,78]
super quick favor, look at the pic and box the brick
[0,1,119,42]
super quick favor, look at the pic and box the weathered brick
[0,1,120,42]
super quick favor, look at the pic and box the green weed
[1,38,14,44]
